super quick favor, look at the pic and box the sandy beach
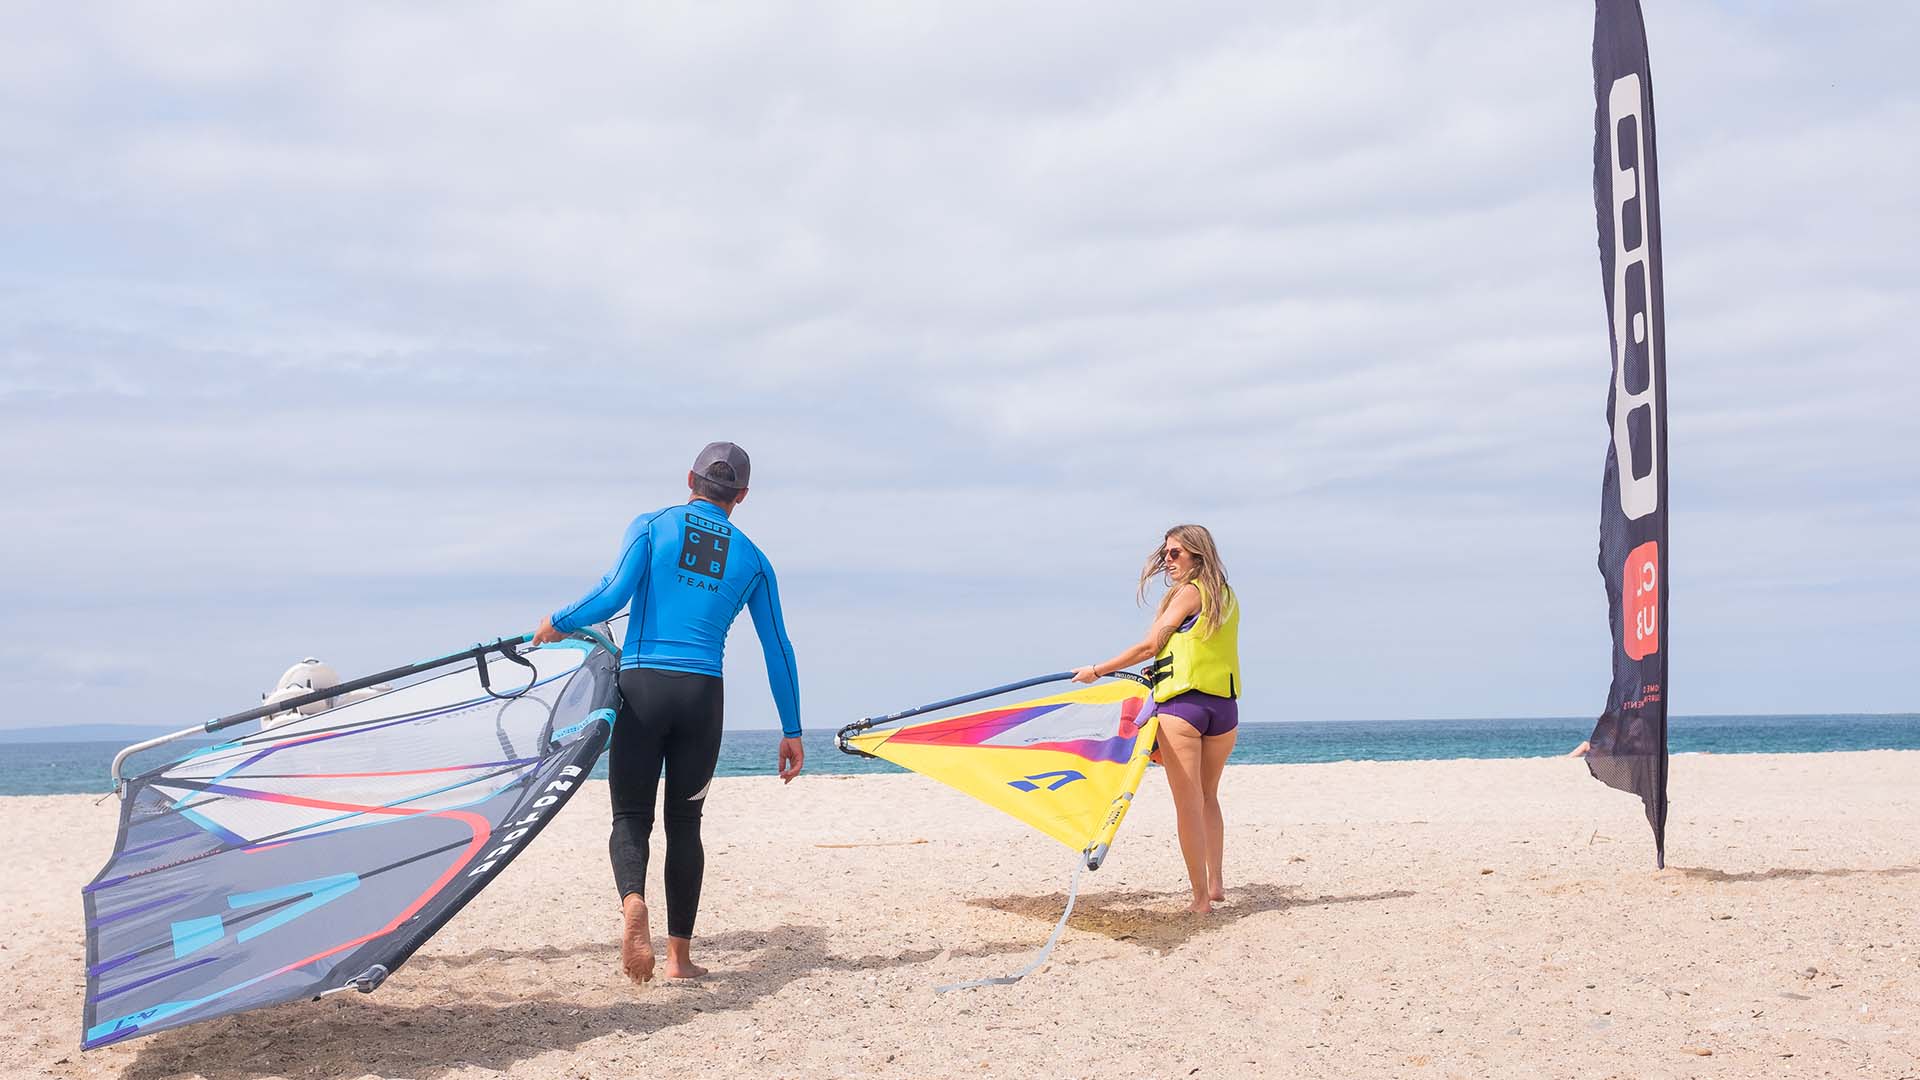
[5,751,1916,1080]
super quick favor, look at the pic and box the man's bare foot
[1185,898,1213,914]
[662,937,708,979]
[620,894,655,983]
[1209,886,1226,903]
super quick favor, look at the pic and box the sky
[1,1,1914,734]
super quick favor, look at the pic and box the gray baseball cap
[692,441,751,489]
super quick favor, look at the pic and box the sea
[3,713,1916,797]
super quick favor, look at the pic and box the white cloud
[1,1,1915,731]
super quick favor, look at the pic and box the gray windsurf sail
[82,630,619,1049]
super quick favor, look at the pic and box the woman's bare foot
[1185,897,1214,914]
[662,936,708,979]
[1209,886,1226,903]
[620,894,655,983]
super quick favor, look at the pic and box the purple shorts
[1152,690,1239,737]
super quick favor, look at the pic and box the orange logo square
[1624,540,1660,660]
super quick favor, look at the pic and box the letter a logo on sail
[1623,541,1660,660]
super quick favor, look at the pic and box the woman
[1073,524,1240,914]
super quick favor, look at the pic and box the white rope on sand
[936,850,1088,993]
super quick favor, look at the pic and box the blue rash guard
[550,499,801,738]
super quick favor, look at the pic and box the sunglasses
[1161,548,1192,561]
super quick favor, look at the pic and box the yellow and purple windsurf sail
[81,629,619,1050]
[837,673,1158,870]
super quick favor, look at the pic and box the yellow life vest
[1147,583,1240,703]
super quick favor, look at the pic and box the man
[532,441,802,982]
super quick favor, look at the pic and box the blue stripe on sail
[90,955,221,1004]
[117,831,200,858]
[167,740,241,766]
[87,949,146,978]
[176,806,249,847]
[89,891,190,930]
[230,874,360,945]
[87,969,243,1046]
[552,707,616,742]
[170,916,225,959]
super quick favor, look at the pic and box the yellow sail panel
[846,680,1157,858]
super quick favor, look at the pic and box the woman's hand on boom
[1071,665,1101,684]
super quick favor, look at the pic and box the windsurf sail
[82,629,620,1049]
[838,672,1158,988]
[1585,0,1672,867]
[838,674,1158,868]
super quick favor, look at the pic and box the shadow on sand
[111,922,1028,1080]
[967,881,1415,953]
[1670,864,1920,884]
[108,888,1422,1077]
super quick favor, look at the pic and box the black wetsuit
[609,669,725,936]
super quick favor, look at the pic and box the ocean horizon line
[4,712,1916,798]
[2,710,1914,744]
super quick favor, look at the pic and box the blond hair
[1137,524,1234,638]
